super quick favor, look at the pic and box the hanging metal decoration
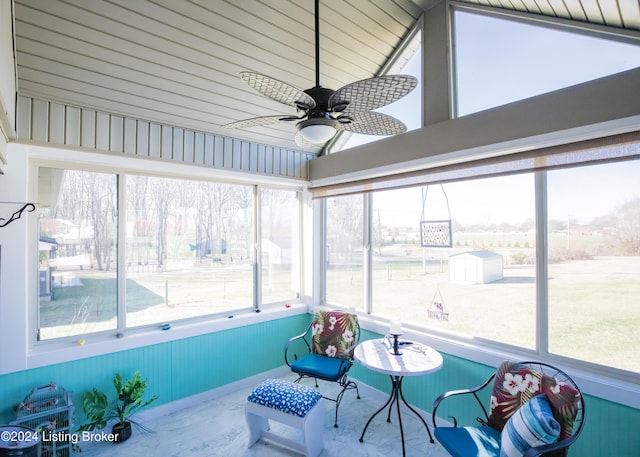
[419,186,452,248]
[0,203,36,228]
[427,286,449,321]
[420,220,452,248]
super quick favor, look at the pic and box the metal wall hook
[0,203,36,228]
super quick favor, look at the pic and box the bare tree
[207,183,232,258]
[149,177,176,267]
[232,185,253,261]
[327,195,363,263]
[192,182,211,261]
[80,172,117,271]
[615,197,640,254]
[127,175,151,268]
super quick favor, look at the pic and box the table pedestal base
[359,375,434,456]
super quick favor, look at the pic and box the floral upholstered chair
[431,361,585,457]
[284,310,361,427]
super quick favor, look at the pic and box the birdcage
[11,383,74,457]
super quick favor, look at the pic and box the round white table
[354,338,443,456]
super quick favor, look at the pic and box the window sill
[27,303,308,369]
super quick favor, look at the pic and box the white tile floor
[78,374,450,457]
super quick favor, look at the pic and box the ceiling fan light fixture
[297,118,337,143]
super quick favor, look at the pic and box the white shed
[449,250,503,284]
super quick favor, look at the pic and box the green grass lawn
[41,253,639,373]
[327,255,640,373]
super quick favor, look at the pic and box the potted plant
[79,371,158,443]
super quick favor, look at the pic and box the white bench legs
[245,379,325,457]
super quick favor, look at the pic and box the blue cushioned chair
[431,361,585,457]
[284,310,361,427]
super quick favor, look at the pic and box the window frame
[258,187,304,307]
[323,193,367,311]
[29,149,305,355]
[319,157,640,406]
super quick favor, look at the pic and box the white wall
[0,0,17,171]
[0,144,30,373]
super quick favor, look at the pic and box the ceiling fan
[223,0,418,149]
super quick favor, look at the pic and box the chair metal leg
[330,375,360,428]
[295,374,360,428]
[294,374,319,388]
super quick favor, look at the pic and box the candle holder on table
[389,333,403,355]
[388,319,404,355]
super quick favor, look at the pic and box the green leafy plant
[78,371,158,436]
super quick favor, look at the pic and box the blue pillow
[500,394,560,457]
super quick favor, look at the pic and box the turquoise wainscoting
[2,319,638,455]
[0,314,310,424]
[350,330,640,457]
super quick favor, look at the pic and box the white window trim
[22,144,306,368]
[27,302,308,369]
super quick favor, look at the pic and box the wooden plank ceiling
[13,0,640,155]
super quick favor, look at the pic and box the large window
[124,176,253,328]
[371,174,536,348]
[453,8,640,116]
[325,195,364,309]
[321,152,640,376]
[260,188,299,304]
[37,167,299,341]
[38,168,118,340]
[547,161,640,373]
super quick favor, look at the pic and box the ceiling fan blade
[223,115,293,129]
[340,111,408,136]
[328,75,417,113]
[240,72,316,110]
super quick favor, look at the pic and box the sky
[454,11,640,116]
[342,9,640,227]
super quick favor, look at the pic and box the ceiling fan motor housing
[303,86,337,112]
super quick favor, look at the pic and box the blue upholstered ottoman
[246,379,324,457]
